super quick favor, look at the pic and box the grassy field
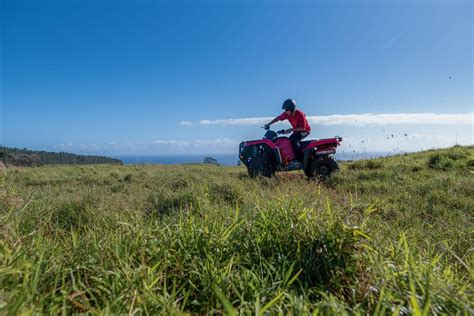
[1,146,472,315]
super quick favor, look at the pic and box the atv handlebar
[262,125,287,133]
[263,125,287,133]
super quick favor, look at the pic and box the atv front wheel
[305,155,339,180]
[248,151,275,178]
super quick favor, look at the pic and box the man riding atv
[264,99,311,167]
[239,99,341,179]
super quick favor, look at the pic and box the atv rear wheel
[248,151,275,178]
[305,155,339,180]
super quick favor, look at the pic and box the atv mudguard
[303,147,337,168]
[303,138,341,168]
[239,140,282,167]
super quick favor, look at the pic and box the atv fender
[239,140,282,167]
[303,147,336,168]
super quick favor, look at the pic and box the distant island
[0,146,122,167]
[203,156,219,165]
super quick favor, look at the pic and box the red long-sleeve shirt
[277,109,311,133]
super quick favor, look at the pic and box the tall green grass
[1,146,472,314]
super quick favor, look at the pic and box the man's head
[282,99,296,113]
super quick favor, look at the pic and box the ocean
[114,154,240,166]
[113,151,395,166]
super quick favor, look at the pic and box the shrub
[208,182,243,203]
[356,170,387,181]
[467,158,474,168]
[50,199,93,231]
[348,159,383,170]
[238,203,362,297]
[110,183,125,193]
[427,153,453,171]
[446,149,470,161]
[146,190,197,217]
[170,178,189,189]
[411,165,423,172]
[365,159,383,169]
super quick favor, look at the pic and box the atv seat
[300,140,314,149]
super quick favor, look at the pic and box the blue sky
[1,0,472,156]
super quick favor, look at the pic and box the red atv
[239,127,342,179]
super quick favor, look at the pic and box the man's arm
[264,115,282,129]
[285,127,306,133]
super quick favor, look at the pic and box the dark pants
[289,131,309,162]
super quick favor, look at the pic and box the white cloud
[200,117,272,126]
[151,138,238,149]
[152,139,190,146]
[196,113,473,126]
[311,113,473,125]
[67,138,240,155]
[59,119,472,157]
[179,121,193,126]
[68,132,471,158]
[58,142,73,150]
[338,132,472,154]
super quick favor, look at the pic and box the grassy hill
[0,146,122,167]
[0,146,472,314]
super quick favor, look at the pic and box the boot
[286,160,302,171]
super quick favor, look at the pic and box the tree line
[0,146,123,167]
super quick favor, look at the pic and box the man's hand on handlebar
[263,125,292,134]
